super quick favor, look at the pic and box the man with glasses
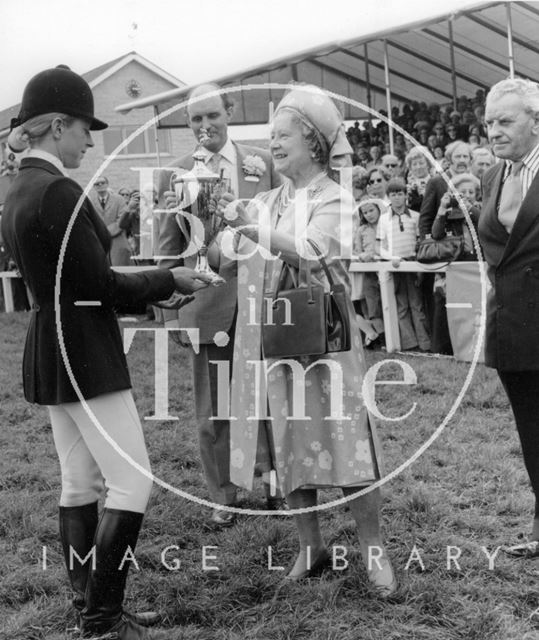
[380,154,402,180]
[366,168,388,201]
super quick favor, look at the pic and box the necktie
[208,153,221,175]
[498,161,523,233]
[100,197,106,209]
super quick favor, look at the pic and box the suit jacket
[89,190,131,266]
[1,157,175,404]
[157,141,281,343]
[478,162,539,371]
[419,173,448,237]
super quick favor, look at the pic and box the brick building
[0,52,196,198]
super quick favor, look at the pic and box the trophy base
[154,291,194,310]
[196,253,225,286]
[196,266,226,286]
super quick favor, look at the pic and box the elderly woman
[217,86,396,596]
[2,66,208,639]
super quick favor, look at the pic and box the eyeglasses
[389,190,405,196]
[384,163,397,168]
[369,178,383,184]
[95,181,106,186]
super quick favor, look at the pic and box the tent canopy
[116,1,539,127]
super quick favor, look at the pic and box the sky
[0,0,486,111]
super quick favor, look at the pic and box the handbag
[416,232,464,264]
[262,239,351,358]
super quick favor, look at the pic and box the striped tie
[498,161,523,233]
[208,153,221,175]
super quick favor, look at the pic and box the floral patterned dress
[228,174,383,495]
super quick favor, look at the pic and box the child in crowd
[354,199,385,348]
[378,179,431,352]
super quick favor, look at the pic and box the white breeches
[48,390,153,513]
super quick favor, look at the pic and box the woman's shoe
[367,551,398,598]
[502,540,539,558]
[208,508,236,529]
[266,497,288,511]
[284,548,331,581]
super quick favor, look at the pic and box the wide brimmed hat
[274,85,353,163]
[11,65,107,131]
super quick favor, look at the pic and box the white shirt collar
[203,137,235,165]
[25,149,68,176]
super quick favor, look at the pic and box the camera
[446,195,465,220]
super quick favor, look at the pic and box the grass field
[1,311,539,640]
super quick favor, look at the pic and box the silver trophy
[170,130,228,285]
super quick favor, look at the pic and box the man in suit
[89,176,132,266]
[158,84,281,527]
[479,77,539,555]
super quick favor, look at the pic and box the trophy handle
[170,170,183,197]
[175,212,191,244]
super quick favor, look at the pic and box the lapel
[480,163,508,265]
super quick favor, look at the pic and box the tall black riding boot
[80,508,159,639]
[59,502,99,612]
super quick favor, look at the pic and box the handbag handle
[269,238,335,303]
[304,239,337,291]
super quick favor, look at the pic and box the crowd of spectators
[346,90,488,170]
[349,91,495,356]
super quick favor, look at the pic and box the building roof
[115,1,539,127]
[0,51,185,136]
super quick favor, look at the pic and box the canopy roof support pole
[153,106,161,167]
[364,43,373,127]
[383,39,394,155]
[448,18,458,111]
[506,2,516,78]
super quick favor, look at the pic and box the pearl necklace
[276,172,327,225]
